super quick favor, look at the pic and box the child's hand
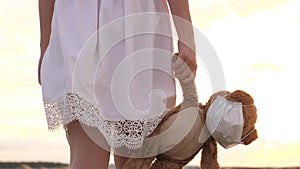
[172,41,197,83]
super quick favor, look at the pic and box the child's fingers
[173,62,189,75]
[183,73,195,84]
[175,66,192,80]
[172,56,185,70]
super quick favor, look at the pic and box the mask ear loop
[241,128,256,143]
[216,92,231,101]
[219,92,243,106]
[239,103,256,144]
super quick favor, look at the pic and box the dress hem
[43,91,168,150]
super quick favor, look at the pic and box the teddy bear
[122,79,258,169]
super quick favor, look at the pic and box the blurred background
[0,0,300,167]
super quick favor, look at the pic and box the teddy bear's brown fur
[123,89,258,169]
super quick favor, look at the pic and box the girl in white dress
[38,0,196,168]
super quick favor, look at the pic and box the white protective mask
[201,95,244,149]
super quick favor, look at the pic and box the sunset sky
[1,0,300,167]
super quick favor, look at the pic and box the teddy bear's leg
[200,137,220,169]
[150,159,183,169]
[123,157,154,169]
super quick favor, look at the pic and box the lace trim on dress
[44,92,165,149]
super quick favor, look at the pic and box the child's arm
[167,0,197,81]
[38,0,55,84]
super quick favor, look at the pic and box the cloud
[248,63,284,72]
[0,0,40,97]
[226,0,291,17]
[190,2,228,28]
[190,0,292,28]
[190,1,227,27]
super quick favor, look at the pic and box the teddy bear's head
[203,90,258,145]
[225,90,258,145]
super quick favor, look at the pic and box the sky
[1,0,300,167]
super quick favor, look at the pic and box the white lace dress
[41,0,176,150]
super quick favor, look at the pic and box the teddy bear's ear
[243,129,258,145]
[243,105,257,126]
[226,90,254,105]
